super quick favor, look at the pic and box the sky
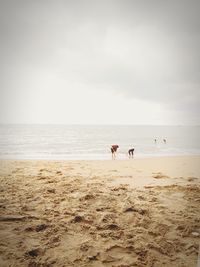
[0,0,200,125]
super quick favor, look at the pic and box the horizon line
[0,123,200,127]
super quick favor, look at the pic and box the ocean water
[0,124,200,160]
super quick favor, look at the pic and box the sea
[0,124,200,160]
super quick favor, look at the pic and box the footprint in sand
[103,245,133,262]
[187,177,198,182]
[47,188,56,194]
[152,172,169,179]
[56,171,62,175]
[37,176,48,180]
[25,248,45,258]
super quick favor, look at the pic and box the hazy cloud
[0,0,200,124]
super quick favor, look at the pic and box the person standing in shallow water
[128,148,134,158]
[111,145,119,160]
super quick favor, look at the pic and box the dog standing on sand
[111,145,119,160]
[128,148,134,158]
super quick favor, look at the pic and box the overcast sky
[0,0,200,125]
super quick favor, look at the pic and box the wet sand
[0,156,200,267]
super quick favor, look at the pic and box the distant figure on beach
[111,145,119,159]
[163,139,166,144]
[154,139,157,144]
[128,148,134,158]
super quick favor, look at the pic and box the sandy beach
[0,156,200,267]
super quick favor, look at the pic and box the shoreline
[0,153,200,161]
[0,156,200,266]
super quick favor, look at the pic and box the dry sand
[0,156,200,267]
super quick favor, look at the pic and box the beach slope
[0,156,200,267]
